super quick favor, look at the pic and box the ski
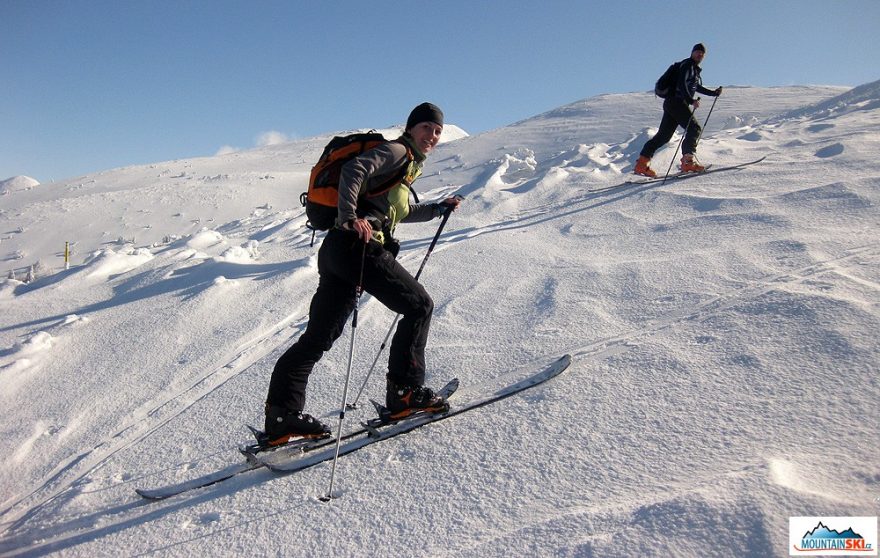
[623,163,715,185]
[591,156,767,193]
[257,354,571,473]
[135,434,348,500]
[629,155,767,184]
[135,461,261,500]
[135,379,460,500]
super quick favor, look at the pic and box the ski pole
[321,242,367,502]
[346,199,459,410]
[695,94,719,147]
[661,100,698,185]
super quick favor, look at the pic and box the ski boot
[680,153,706,173]
[634,155,657,177]
[264,405,331,447]
[385,383,450,421]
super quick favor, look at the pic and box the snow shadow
[814,143,844,158]
[0,258,306,333]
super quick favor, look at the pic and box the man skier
[634,43,723,177]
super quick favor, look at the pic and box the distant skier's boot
[680,153,706,173]
[634,155,657,177]
[385,383,449,420]
[264,405,331,446]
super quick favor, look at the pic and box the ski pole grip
[440,194,464,216]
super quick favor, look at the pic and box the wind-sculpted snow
[770,78,880,122]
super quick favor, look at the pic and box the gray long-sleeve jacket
[337,137,443,238]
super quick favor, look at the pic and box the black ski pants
[640,97,701,159]
[266,228,434,412]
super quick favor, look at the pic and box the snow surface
[1,84,878,557]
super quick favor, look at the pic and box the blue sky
[2,0,878,183]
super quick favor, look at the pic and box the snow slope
[0,83,877,557]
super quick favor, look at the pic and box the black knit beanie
[692,43,706,53]
[406,102,444,131]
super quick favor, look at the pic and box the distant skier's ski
[257,354,572,473]
[135,379,460,500]
[591,156,767,192]
[624,163,715,185]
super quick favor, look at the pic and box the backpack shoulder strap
[390,138,420,203]
[364,138,417,199]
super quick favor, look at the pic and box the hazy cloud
[256,131,290,147]
[215,130,294,156]
[215,145,238,156]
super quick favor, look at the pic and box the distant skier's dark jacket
[676,58,717,104]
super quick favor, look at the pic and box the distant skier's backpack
[299,132,412,232]
[654,61,681,98]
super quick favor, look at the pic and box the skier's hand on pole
[693,97,701,109]
[344,218,374,243]
[439,195,464,214]
[714,86,723,96]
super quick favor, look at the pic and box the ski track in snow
[0,311,311,533]
[0,232,324,534]
[3,324,304,540]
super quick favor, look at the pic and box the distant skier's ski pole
[321,242,367,502]
[346,198,461,410]
[695,95,719,147]
[662,101,698,185]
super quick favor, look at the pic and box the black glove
[714,86,723,96]
[438,195,464,216]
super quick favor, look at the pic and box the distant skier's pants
[640,98,701,158]
[266,228,433,411]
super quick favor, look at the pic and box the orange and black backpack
[299,132,413,233]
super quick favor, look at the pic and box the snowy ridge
[1,83,878,557]
[771,79,880,122]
